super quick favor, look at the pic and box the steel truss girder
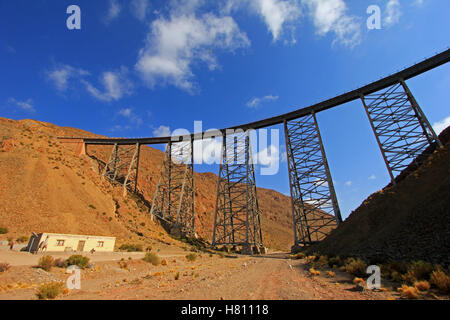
[284,113,342,247]
[101,143,141,195]
[212,131,263,252]
[150,140,195,235]
[361,80,442,184]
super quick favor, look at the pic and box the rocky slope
[309,127,450,266]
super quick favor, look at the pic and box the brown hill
[0,117,294,250]
[309,126,450,267]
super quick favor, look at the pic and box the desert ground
[0,247,420,300]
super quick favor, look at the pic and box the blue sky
[1,0,449,219]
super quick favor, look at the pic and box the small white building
[27,232,116,253]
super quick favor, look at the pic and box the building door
[77,240,85,252]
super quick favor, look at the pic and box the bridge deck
[64,49,449,146]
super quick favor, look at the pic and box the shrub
[66,255,90,269]
[36,282,64,300]
[326,271,336,278]
[353,277,366,286]
[328,256,342,268]
[0,227,7,234]
[161,259,168,266]
[185,253,197,262]
[309,268,320,276]
[388,260,409,274]
[316,256,329,269]
[119,244,143,252]
[143,253,160,266]
[118,260,129,270]
[174,272,180,280]
[345,258,367,277]
[414,281,430,292]
[38,255,55,272]
[402,261,434,284]
[430,270,450,294]
[398,285,419,300]
[0,262,11,272]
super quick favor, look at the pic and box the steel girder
[284,113,342,247]
[100,143,141,195]
[212,131,263,253]
[150,140,195,235]
[361,80,442,184]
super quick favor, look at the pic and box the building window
[97,241,104,247]
[56,240,65,246]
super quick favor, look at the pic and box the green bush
[36,282,64,300]
[143,253,160,266]
[66,255,90,269]
[119,244,143,252]
[185,253,197,262]
[38,255,55,272]
[0,227,8,234]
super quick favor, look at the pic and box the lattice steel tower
[150,140,195,235]
[284,113,342,249]
[101,143,141,195]
[212,131,263,254]
[361,80,442,184]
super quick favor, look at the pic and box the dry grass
[414,281,430,292]
[430,270,450,294]
[0,262,11,273]
[309,268,320,276]
[36,282,64,300]
[397,285,419,299]
[345,258,367,277]
[326,271,336,278]
[38,255,54,272]
[143,252,160,266]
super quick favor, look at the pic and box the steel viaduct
[62,49,450,254]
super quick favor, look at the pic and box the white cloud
[251,0,302,41]
[46,64,89,92]
[369,174,376,180]
[344,180,352,187]
[223,0,301,42]
[130,0,150,21]
[83,67,133,102]
[384,0,401,27]
[433,116,450,135]
[302,0,361,47]
[246,95,279,108]
[118,108,143,126]
[104,0,121,24]
[8,98,35,113]
[153,125,172,137]
[135,9,250,92]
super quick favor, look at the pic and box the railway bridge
[61,49,449,254]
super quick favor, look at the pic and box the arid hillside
[310,126,450,267]
[0,117,294,250]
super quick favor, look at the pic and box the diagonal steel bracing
[212,131,263,254]
[361,80,442,184]
[150,140,195,235]
[101,143,141,195]
[284,113,342,248]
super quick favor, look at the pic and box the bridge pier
[150,139,195,235]
[361,80,442,185]
[101,143,141,195]
[284,113,342,249]
[212,130,263,254]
